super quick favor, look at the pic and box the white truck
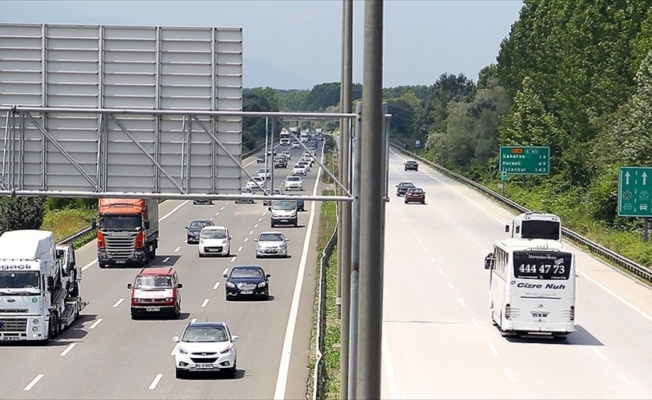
[0,230,85,342]
[505,212,562,242]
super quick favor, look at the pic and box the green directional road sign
[499,146,550,176]
[618,167,652,217]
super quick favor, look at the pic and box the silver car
[254,231,289,258]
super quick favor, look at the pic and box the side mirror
[266,274,271,278]
[185,226,189,230]
[515,226,520,234]
[268,207,272,211]
[484,253,495,270]
[172,336,180,343]
[176,283,183,289]
[231,335,239,343]
[127,283,132,289]
[144,220,150,230]
[285,238,290,242]
[504,224,510,233]
[223,272,229,278]
[47,277,54,291]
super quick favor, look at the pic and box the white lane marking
[213,282,221,290]
[258,217,263,222]
[231,256,236,262]
[163,257,170,263]
[447,282,455,290]
[210,217,214,221]
[438,268,444,275]
[576,270,652,323]
[382,325,401,399]
[174,247,181,253]
[244,238,249,243]
[487,342,499,357]
[112,299,124,308]
[238,246,243,252]
[249,230,254,235]
[148,374,163,390]
[592,347,608,360]
[274,156,321,400]
[254,224,259,228]
[60,343,76,356]
[430,257,436,263]
[215,212,220,216]
[222,268,229,277]
[191,318,197,323]
[170,346,177,356]
[201,299,210,308]
[619,373,634,386]
[423,247,429,253]
[406,224,412,229]
[81,260,95,272]
[220,206,226,211]
[160,201,189,221]
[471,318,479,328]
[458,298,467,307]
[504,368,516,382]
[89,319,103,330]
[416,237,423,243]
[24,374,44,391]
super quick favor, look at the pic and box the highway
[0,143,324,399]
[381,148,652,399]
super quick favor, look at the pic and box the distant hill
[244,58,317,90]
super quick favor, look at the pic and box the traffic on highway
[0,137,325,399]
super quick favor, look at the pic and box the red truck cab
[127,267,182,319]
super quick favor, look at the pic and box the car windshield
[231,268,264,278]
[190,221,212,229]
[409,189,423,194]
[272,200,296,210]
[182,326,228,343]
[287,176,300,181]
[135,275,172,289]
[0,271,41,289]
[259,233,284,242]
[201,229,227,239]
[400,182,414,188]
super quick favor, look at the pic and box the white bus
[505,212,562,242]
[279,129,291,145]
[484,238,576,339]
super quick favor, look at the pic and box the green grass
[41,207,96,244]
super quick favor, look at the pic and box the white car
[257,168,272,180]
[285,175,304,191]
[198,225,231,257]
[255,231,289,258]
[296,160,311,172]
[173,321,238,379]
[292,165,307,176]
[291,142,300,149]
[246,176,265,191]
[282,151,292,160]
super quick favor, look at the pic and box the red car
[127,267,183,319]
[404,187,426,204]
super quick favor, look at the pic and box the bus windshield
[513,251,572,280]
[520,221,561,241]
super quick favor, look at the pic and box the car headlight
[178,347,188,355]
[165,297,173,302]
[257,282,267,288]
[226,282,235,288]
[220,346,233,355]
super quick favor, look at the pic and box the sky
[1,0,524,90]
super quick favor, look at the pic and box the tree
[0,197,46,233]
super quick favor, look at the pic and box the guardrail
[313,220,338,400]
[393,144,652,283]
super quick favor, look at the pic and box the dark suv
[404,160,419,171]
[257,154,265,164]
[396,181,415,196]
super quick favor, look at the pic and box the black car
[289,194,305,211]
[224,265,270,300]
[186,219,214,244]
[404,160,419,171]
[192,199,213,205]
[396,181,415,196]
[257,154,265,164]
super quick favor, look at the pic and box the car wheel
[404,199,408,204]
[176,368,186,379]
[198,252,203,258]
[99,263,107,269]
[225,362,237,379]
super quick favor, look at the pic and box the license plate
[241,290,253,295]
[532,312,548,318]
[116,260,126,264]
[196,363,214,369]
[146,307,160,312]
[280,219,288,222]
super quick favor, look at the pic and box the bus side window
[484,253,495,269]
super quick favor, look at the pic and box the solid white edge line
[89,319,103,329]
[273,157,321,400]
[112,299,124,308]
[81,260,95,272]
[201,299,210,308]
[148,373,163,390]
[618,373,634,386]
[382,325,401,399]
[160,201,188,221]
[24,374,44,391]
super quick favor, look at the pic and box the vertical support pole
[644,217,649,243]
[357,1,384,398]
[339,0,353,398]
[348,102,362,400]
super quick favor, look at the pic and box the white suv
[173,321,238,379]
[198,226,231,257]
[285,176,304,191]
